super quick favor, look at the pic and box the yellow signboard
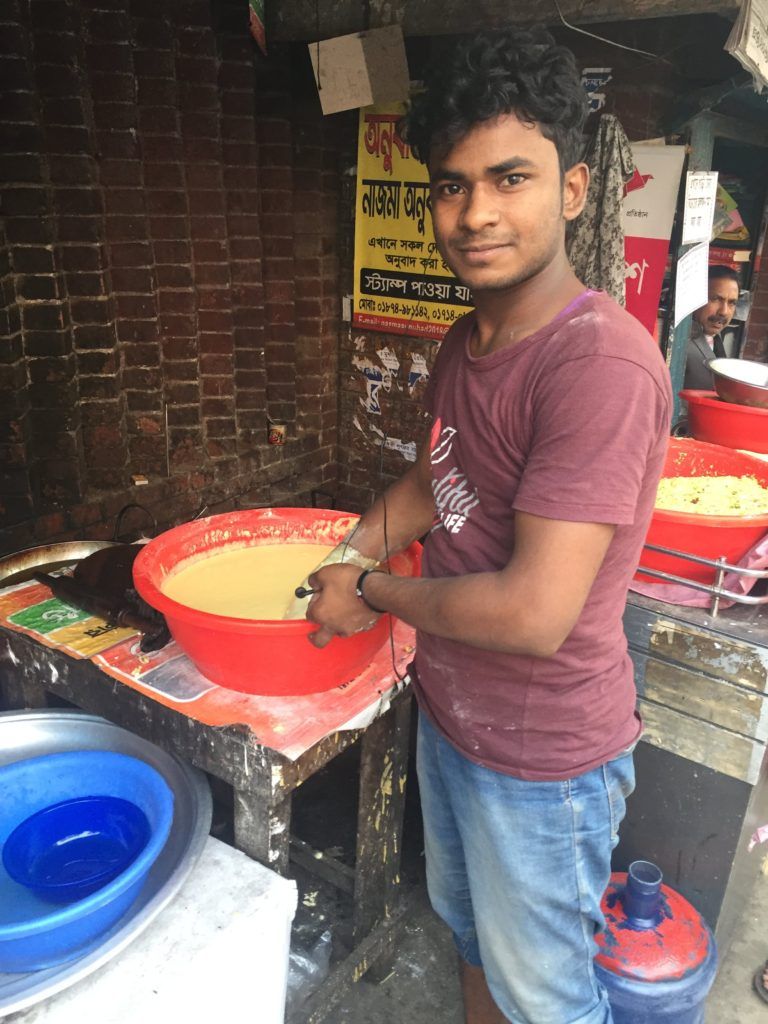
[353,103,473,340]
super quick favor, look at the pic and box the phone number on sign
[359,299,464,323]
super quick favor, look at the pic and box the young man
[307,29,672,1024]
[683,264,740,390]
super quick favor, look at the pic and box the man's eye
[504,174,525,186]
[435,183,462,196]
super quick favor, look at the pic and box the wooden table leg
[0,639,49,711]
[233,785,292,874]
[353,692,411,947]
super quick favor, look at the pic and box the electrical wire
[380,440,408,685]
[315,0,322,91]
[552,0,670,63]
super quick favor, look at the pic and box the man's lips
[455,243,511,263]
[457,243,509,253]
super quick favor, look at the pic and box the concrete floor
[706,861,768,1023]
[323,866,768,1022]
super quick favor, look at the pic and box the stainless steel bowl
[710,358,768,409]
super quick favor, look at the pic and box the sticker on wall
[385,436,417,462]
[376,347,400,376]
[581,68,612,113]
[368,424,418,463]
[408,352,430,393]
[353,357,386,414]
[353,348,403,414]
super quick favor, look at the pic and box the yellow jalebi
[655,476,768,516]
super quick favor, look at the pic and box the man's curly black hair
[401,28,588,173]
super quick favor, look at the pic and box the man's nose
[459,186,500,232]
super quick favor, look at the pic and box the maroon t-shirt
[414,290,672,781]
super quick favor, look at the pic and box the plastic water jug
[595,860,717,1023]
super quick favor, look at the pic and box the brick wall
[1,7,749,551]
[0,0,341,555]
[742,189,768,360]
[743,262,768,362]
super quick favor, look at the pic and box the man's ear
[563,162,589,222]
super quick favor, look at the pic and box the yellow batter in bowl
[161,543,335,620]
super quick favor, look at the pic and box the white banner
[621,145,686,241]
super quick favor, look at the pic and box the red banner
[622,145,686,337]
[624,236,672,335]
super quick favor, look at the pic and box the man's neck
[471,258,587,357]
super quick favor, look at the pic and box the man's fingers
[305,592,321,623]
[309,626,335,649]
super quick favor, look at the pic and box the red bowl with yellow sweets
[636,438,768,584]
[133,508,421,695]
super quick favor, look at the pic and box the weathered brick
[22,303,68,332]
[59,244,102,272]
[66,271,107,296]
[111,267,154,292]
[123,341,160,366]
[156,264,193,287]
[70,297,112,324]
[148,215,188,240]
[16,274,60,301]
[153,240,191,263]
[162,337,197,360]
[78,375,120,400]
[109,241,152,267]
[77,349,117,375]
[99,158,142,186]
[104,189,145,216]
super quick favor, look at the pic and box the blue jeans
[416,711,636,1024]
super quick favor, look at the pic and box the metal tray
[0,542,122,587]
[0,709,212,1017]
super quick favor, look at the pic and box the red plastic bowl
[680,389,768,454]
[637,438,768,584]
[133,508,422,696]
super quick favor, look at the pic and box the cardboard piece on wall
[308,25,410,115]
[674,242,709,327]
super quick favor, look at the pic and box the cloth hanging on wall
[567,114,635,305]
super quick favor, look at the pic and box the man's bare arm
[307,513,615,657]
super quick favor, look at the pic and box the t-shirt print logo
[430,418,480,535]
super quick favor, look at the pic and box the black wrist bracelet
[356,568,386,614]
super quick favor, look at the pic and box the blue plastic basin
[0,751,174,972]
[3,796,151,905]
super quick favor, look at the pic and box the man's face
[694,277,739,335]
[427,113,587,294]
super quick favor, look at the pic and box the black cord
[315,0,321,90]
[380,447,407,685]
[339,517,361,564]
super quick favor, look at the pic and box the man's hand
[305,563,381,649]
